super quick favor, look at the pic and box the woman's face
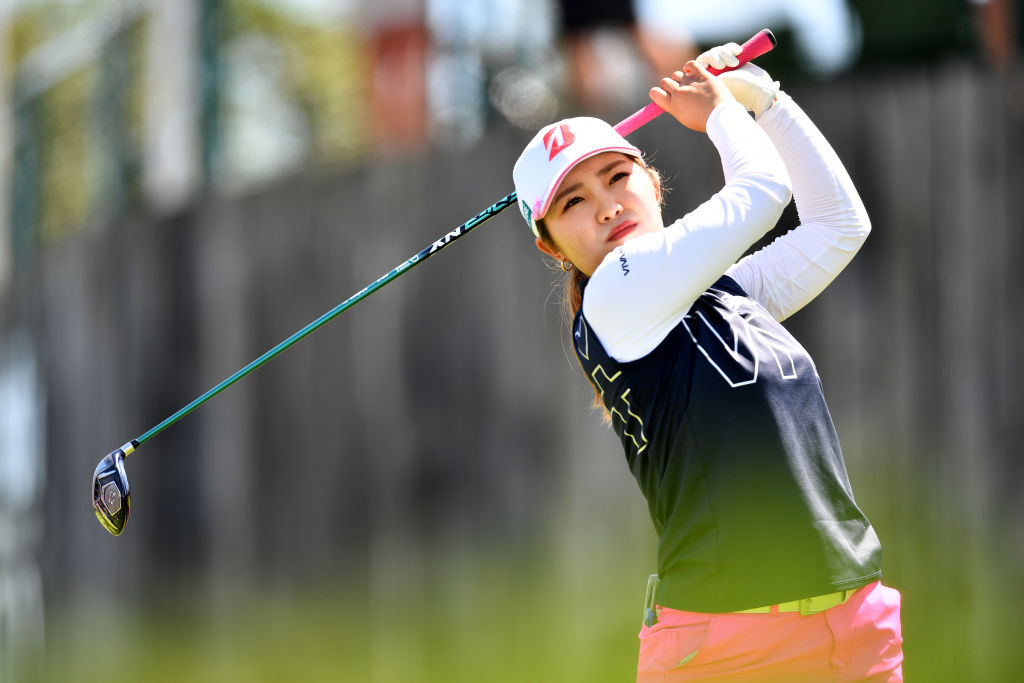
[536,152,663,276]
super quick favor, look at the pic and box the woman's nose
[598,196,623,222]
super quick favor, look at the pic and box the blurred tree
[5,0,370,259]
[7,1,145,251]
[200,0,226,185]
[847,0,1018,66]
[217,0,369,188]
[743,0,1021,79]
[38,67,98,244]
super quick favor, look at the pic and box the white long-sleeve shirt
[583,93,870,362]
[569,94,881,612]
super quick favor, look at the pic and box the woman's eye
[563,196,582,211]
[610,171,630,184]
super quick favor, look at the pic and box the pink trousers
[637,581,903,682]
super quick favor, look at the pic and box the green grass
[26,545,651,683]
[20,469,1024,683]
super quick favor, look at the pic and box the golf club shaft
[127,29,776,453]
[133,191,517,447]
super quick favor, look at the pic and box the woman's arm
[726,92,871,321]
[583,99,792,362]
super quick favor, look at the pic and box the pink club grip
[613,28,777,137]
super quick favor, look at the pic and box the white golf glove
[697,43,780,118]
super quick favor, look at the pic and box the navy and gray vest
[573,275,882,613]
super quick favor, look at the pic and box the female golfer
[512,46,903,681]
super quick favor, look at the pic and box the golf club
[92,29,777,535]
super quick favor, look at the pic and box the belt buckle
[799,591,846,616]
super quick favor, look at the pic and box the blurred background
[1,0,1022,681]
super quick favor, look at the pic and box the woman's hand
[649,60,734,133]
[697,43,779,118]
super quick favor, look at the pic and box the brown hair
[535,157,665,412]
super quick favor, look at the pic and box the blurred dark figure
[970,0,1018,71]
[557,0,696,113]
[360,0,429,154]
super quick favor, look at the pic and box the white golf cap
[512,117,642,237]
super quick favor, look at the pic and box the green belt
[642,574,858,626]
[734,588,859,616]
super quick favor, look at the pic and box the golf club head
[93,448,130,535]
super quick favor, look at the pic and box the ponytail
[565,266,588,329]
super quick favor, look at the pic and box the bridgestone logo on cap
[543,124,575,161]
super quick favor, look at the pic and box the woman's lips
[607,221,637,242]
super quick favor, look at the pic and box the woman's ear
[535,236,564,262]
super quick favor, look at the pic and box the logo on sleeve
[618,250,630,276]
[543,124,575,161]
